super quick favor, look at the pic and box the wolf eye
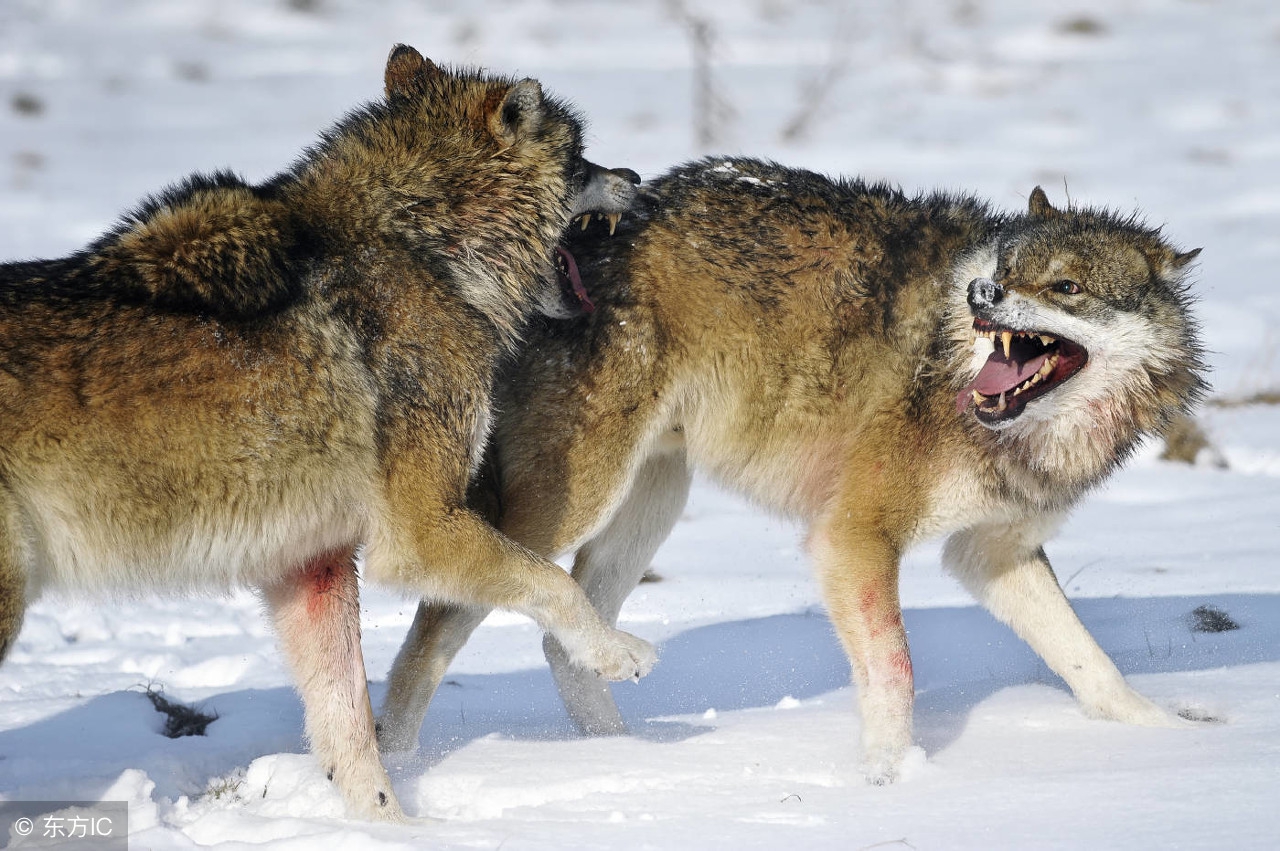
[1051,279,1082,295]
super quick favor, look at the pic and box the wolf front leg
[542,450,692,736]
[371,464,656,687]
[260,548,405,822]
[0,492,26,662]
[810,514,914,785]
[943,522,1176,726]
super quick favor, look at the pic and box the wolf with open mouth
[378,158,1207,786]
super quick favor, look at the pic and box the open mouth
[554,214,625,316]
[555,245,594,313]
[956,318,1089,424]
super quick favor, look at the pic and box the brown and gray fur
[0,45,654,822]
[378,157,1206,783]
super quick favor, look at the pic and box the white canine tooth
[996,391,1008,413]
[606,212,620,235]
[580,214,591,231]
[1001,331,1013,359]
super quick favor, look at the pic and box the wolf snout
[610,167,642,186]
[572,160,642,223]
[968,277,1005,310]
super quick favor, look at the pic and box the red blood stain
[885,649,914,682]
[300,548,355,618]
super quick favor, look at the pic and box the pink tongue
[556,246,594,313]
[955,352,1049,413]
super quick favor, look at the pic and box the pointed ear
[1169,247,1202,269]
[1159,246,1202,279]
[490,79,544,142]
[1028,186,1058,219]
[385,44,437,100]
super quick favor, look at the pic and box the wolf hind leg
[377,602,489,753]
[0,491,27,663]
[543,449,692,735]
[261,547,405,822]
[943,523,1177,727]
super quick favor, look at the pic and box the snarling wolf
[378,157,1206,783]
[0,45,651,821]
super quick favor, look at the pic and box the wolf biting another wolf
[0,45,650,820]
[379,157,1207,784]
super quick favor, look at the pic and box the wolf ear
[384,44,438,100]
[1163,247,1202,276]
[1028,186,1059,219]
[490,79,544,142]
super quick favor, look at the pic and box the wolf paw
[588,627,657,682]
[329,759,407,823]
[366,789,407,823]
[1083,684,1183,728]
[862,745,906,786]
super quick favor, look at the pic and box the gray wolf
[0,44,652,821]
[377,157,1206,784]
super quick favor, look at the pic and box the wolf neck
[286,152,549,349]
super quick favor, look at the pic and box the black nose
[968,277,1004,310]
[611,167,642,185]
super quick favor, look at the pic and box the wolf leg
[377,602,489,753]
[810,519,914,784]
[260,548,405,822]
[377,435,673,750]
[0,494,26,663]
[943,524,1176,726]
[370,469,656,686]
[0,563,23,664]
[543,450,692,735]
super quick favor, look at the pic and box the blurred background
[1,0,1276,395]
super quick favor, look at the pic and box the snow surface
[1,0,1278,848]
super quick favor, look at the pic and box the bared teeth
[576,212,625,234]
[970,325,1060,357]
[1011,351,1061,397]
[1039,351,1059,378]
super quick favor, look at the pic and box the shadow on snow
[1,592,1276,804]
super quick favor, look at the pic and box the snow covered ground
[1,1,1278,848]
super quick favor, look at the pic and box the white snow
[1,0,1279,848]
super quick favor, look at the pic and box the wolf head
[952,188,1207,480]
[309,45,638,337]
